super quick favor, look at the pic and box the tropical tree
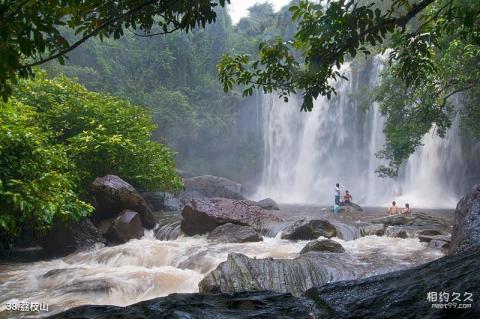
[218,0,480,175]
[0,0,229,100]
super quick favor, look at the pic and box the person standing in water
[403,203,412,215]
[335,183,341,206]
[387,201,399,215]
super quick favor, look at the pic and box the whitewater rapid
[0,230,442,317]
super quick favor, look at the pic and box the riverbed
[0,206,452,318]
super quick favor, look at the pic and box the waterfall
[255,56,468,208]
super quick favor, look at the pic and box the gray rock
[178,190,204,204]
[50,291,323,319]
[105,210,144,244]
[90,175,156,229]
[256,198,280,210]
[281,219,337,240]
[181,198,282,236]
[428,239,450,251]
[141,191,166,211]
[372,212,451,229]
[184,175,245,199]
[359,223,385,236]
[417,230,448,242]
[199,252,360,296]
[142,192,183,212]
[41,218,103,258]
[449,184,480,255]
[384,226,408,238]
[300,239,345,254]
[305,246,480,318]
[207,223,262,243]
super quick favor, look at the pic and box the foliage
[44,7,257,178]
[0,99,92,240]
[0,0,229,100]
[218,0,480,175]
[13,71,183,191]
[0,72,182,241]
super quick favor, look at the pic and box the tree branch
[0,0,30,27]
[20,0,157,69]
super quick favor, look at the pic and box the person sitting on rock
[343,190,352,205]
[387,201,399,215]
[403,203,412,216]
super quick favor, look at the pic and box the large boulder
[180,198,282,236]
[300,239,345,254]
[41,218,103,258]
[256,198,280,210]
[90,175,156,229]
[372,212,451,229]
[281,219,337,240]
[50,291,323,319]
[305,246,480,318]
[199,252,361,296]
[178,190,204,205]
[105,210,144,245]
[449,184,480,255]
[207,223,262,243]
[183,175,245,199]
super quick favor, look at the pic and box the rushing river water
[0,227,443,318]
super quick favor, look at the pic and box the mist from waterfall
[255,56,467,208]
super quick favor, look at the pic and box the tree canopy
[0,0,229,100]
[0,71,182,243]
[218,0,480,175]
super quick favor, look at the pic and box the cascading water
[0,232,442,318]
[255,56,468,208]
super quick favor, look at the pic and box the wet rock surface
[105,210,144,245]
[359,223,385,236]
[90,175,156,229]
[184,175,245,200]
[181,198,282,236]
[305,246,480,319]
[207,223,262,243]
[300,239,345,254]
[49,291,322,319]
[141,191,183,212]
[449,184,480,255]
[256,198,280,210]
[41,218,103,258]
[281,219,337,240]
[199,252,361,296]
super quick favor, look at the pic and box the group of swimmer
[333,182,412,216]
[387,201,412,216]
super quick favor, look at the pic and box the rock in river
[49,291,322,319]
[207,223,262,243]
[281,219,337,240]
[449,184,480,255]
[42,218,103,258]
[305,246,480,318]
[90,175,156,229]
[105,210,144,245]
[300,239,345,254]
[199,252,360,296]
[180,198,282,236]
[184,175,245,200]
[256,198,280,210]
